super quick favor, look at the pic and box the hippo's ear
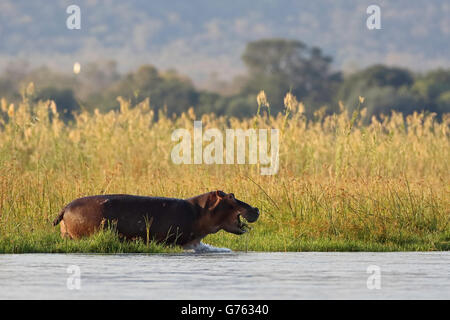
[215,190,225,199]
[205,190,224,210]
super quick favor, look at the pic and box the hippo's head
[205,190,260,235]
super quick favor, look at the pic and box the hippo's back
[59,194,198,244]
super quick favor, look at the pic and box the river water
[0,252,448,299]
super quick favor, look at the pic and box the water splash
[184,242,232,253]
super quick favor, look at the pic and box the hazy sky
[0,0,449,87]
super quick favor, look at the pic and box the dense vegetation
[0,89,448,252]
[1,39,449,121]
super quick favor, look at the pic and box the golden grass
[0,88,449,252]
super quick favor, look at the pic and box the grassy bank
[0,229,182,254]
[0,90,449,253]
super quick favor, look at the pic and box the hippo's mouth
[237,214,251,233]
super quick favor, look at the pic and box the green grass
[0,228,182,254]
[205,229,450,252]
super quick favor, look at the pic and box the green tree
[412,69,450,115]
[34,87,80,121]
[101,65,200,115]
[337,65,420,119]
[240,38,339,115]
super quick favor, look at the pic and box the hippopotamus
[52,190,259,248]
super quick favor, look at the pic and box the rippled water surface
[0,252,448,299]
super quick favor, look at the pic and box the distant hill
[1,0,449,89]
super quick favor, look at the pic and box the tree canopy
[0,39,449,121]
[240,39,340,115]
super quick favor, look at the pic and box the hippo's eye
[229,193,235,199]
